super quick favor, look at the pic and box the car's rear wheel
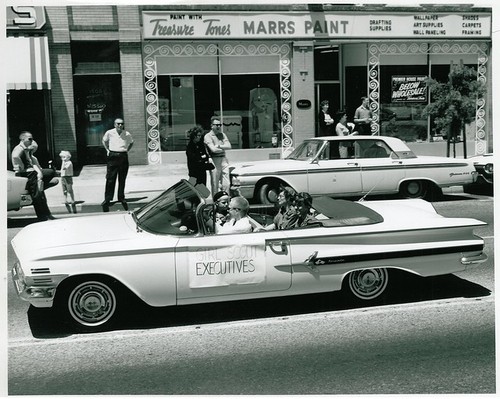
[345,268,389,301]
[400,180,428,198]
[56,278,121,332]
[258,181,282,204]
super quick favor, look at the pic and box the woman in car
[292,192,317,228]
[259,186,298,231]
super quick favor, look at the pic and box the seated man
[216,196,253,234]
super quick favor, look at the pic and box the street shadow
[7,217,39,228]
[27,272,491,338]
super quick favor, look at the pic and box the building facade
[6,4,493,166]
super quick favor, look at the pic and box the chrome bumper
[461,252,488,268]
[11,263,57,308]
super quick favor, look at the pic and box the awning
[6,36,51,90]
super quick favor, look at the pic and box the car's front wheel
[345,268,389,302]
[56,278,121,332]
[400,180,428,198]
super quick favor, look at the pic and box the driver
[216,196,252,234]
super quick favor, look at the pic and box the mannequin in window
[249,87,278,147]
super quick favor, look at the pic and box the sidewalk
[9,163,190,217]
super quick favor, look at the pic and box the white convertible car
[230,136,478,204]
[12,180,486,332]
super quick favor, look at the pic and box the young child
[59,150,76,213]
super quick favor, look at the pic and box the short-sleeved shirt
[103,128,134,152]
[336,122,350,136]
[60,160,73,177]
[204,130,230,157]
[11,143,39,173]
[354,106,372,121]
[216,216,253,234]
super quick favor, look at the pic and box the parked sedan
[11,179,486,332]
[230,136,478,204]
[470,153,493,185]
[7,170,59,211]
[7,170,34,211]
[464,153,493,195]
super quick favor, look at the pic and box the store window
[377,49,480,142]
[155,52,281,151]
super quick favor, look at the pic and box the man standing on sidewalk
[101,118,134,212]
[204,116,232,193]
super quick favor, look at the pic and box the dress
[204,130,231,192]
[102,127,134,203]
[273,206,298,230]
[293,214,318,228]
[186,140,211,186]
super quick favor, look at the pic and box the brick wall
[120,42,147,165]
[46,7,77,163]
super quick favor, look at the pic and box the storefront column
[291,41,315,155]
[120,42,147,165]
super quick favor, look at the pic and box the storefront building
[6,6,53,167]
[7,4,492,166]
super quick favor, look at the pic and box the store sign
[143,11,491,39]
[6,6,46,30]
[296,99,312,109]
[392,75,428,103]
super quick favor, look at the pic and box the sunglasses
[116,122,124,126]
[212,123,222,127]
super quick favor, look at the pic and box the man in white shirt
[216,196,252,234]
[204,116,232,193]
[101,118,134,212]
[11,132,55,221]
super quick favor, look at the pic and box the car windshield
[134,180,202,235]
[286,140,325,161]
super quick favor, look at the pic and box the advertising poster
[391,75,428,102]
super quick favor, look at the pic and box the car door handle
[347,162,359,166]
[268,240,288,255]
[392,161,403,165]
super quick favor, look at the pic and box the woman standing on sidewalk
[186,125,214,188]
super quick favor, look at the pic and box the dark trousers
[357,123,372,135]
[18,170,52,221]
[104,152,129,202]
[189,169,207,186]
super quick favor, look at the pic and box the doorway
[73,75,122,164]
[315,83,341,136]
